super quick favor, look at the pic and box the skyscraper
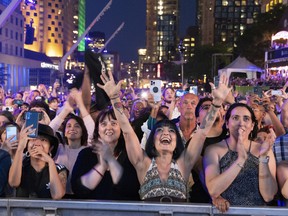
[21,0,85,59]
[146,0,179,63]
[199,0,261,49]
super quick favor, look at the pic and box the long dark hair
[224,103,258,140]
[93,108,125,156]
[63,114,88,146]
[145,119,184,160]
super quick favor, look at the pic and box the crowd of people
[0,68,288,213]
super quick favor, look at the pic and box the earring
[25,151,30,158]
[48,152,52,157]
[226,129,230,136]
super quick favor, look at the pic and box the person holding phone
[8,124,67,199]
[0,122,20,159]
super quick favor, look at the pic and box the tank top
[139,158,187,201]
[219,139,266,206]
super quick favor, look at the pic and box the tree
[187,44,230,80]
[235,4,288,67]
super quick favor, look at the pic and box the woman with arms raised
[98,71,231,202]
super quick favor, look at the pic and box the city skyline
[86,0,196,62]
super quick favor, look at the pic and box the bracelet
[237,163,244,169]
[109,95,120,100]
[93,167,104,177]
[211,103,222,108]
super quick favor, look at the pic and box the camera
[150,80,162,102]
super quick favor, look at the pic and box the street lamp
[178,40,186,85]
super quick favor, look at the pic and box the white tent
[218,56,263,79]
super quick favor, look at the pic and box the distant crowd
[1,70,288,213]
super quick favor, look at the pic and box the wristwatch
[259,156,270,164]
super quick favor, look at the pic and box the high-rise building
[21,0,85,60]
[87,31,105,52]
[198,0,261,49]
[261,0,288,12]
[146,0,179,63]
[198,0,215,46]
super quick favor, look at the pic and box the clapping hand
[259,128,276,157]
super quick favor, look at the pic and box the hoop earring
[25,151,30,158]
[48,152,52,157]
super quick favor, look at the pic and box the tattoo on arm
[59,170,67,189]
[114,102,124,115]
[199,107,217,129]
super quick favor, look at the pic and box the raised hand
[97,71,123,99]
[210,74,232,103]
[18,125,35,152]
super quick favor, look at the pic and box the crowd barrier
[0,199,288,216]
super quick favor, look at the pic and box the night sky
[85,0,196,62]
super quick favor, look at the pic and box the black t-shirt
[71,147,140,200]
[189,129,227,203]
[0,150,11,197]
[16,157,67,198]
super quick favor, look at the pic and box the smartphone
[189,86,198,95]
[25,111,40,138]
[175,89,187,97]
[271,90,282,96]
[2,106,14,112]
[254,86,263,97]
[150,80,162,102]
[6,125,17,141]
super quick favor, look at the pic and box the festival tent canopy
[218,56,263,79]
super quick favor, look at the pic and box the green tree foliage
[235,4,287,67]
[187,44,229,80]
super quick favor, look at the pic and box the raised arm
[97,71,146,170]
[9,125,32,187]
[182,74,231,178]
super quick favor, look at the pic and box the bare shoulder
[204,139,227,156]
